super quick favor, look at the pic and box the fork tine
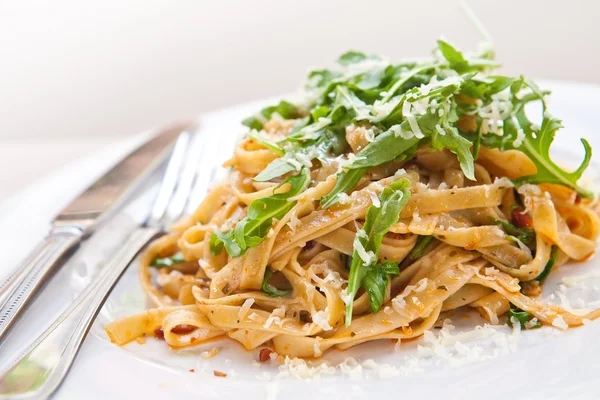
[185,129,219,212]
[163,128,205,226]
[147,130,191,226]
[185,125,240,214]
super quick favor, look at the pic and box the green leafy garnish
[515,113,592,197]
[489,217,536,249]
[533,245,559,284]
[261,268,291,297]
[320,167,368,209]
[210,168,311,257]
[241,36,594,211]
[253,155,303,182]
[247,130,284,155]
[362,261,400,313]
[150,252,185,268]
[436,39,499,73]
[475,77,593,198]
[400,236,437,269]
[345,178,412,325]
[242,100,300,131]
[508,305,542,329]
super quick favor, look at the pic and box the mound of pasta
[106,39,600,359]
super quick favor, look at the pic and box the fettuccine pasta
[105,39,600,361]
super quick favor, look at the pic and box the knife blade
[0,122,192,342]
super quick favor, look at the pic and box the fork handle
[0,226,83,343]
[0,227,159,400]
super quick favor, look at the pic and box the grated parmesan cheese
[362,359,379,369]
[412,211,422,222]
[337,193,351,204]
[493,177,515,188]
[286,210,301,234]
[402,101,424,138]
[238,298,255,320]
[552,315,568,330]
[313,338,323,357]
[248,312,261,321]
[513,127,525,147]
[201,347,219,360]
[312,309,333,331]
[354,230,376,265]
[340,288,354,306]
[264,307,287,329]
[524,318,539,330]
[368,190,381,208]
[435,124,447,136]
[390,124,415,139]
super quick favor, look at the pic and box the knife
[0,122,191,342]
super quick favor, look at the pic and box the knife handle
[0,227,158,399]
[0,226,83,343]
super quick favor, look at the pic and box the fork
[0,124,238,399]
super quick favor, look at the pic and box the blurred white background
[0,0,599,198]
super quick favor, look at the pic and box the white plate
[1,81,600,400]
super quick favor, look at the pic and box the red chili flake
[575,194,582,205]
[154,328,165,340]
[259,348,273,362]
[511,208,533,228]
[213,370,227,378]
[171,324,196,334]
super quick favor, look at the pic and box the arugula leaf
[345,128,421,170]
[247,130,284,155]
[508,305,542,329]
[311,106,330,120]
[362,261,400,313]
[437,39,467,70]
[514,113,593,198]
[334,85,367,114]
[337,50,369,66]
[242,100,300,131]
[437,39,500,72]
[321,126,421,209]
[430,123,476,180]
[489,217,536,250]
[150,252,185,268]
[400,236,437,269]
[254,103,352,183]
[262,268,291,297]
[381,64,436,103]
[210,230,243,258]
[211,168,311,257]
[479,78,593,198]
[307,69,342,89]
[320,167,368,209]
[253,157,299,182]
[533,245,559,284]
[345,179,412,325]
[379,260,400,275]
